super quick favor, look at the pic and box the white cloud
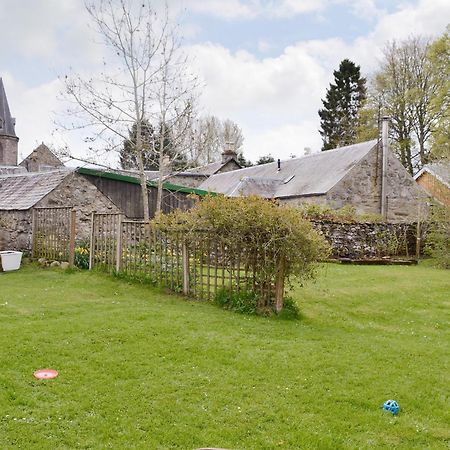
[187,0,325,20]
[2,0,450,166]
[339,0,383,20]
[187,0,450,160]
[187,0,257,20]
[371,0,450,42]
[245,121,322,161]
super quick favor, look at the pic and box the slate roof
[142,159,239,180]
[199,140,378,198]
[414,162,450,188]
[0,169,71,210]
[184,159,241,176]
[0,165,26,175]
[0,78,17,137]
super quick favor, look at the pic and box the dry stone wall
[312,221,420,259]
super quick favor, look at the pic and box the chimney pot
[221,141,237,164]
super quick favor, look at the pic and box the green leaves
[154,195,330,313]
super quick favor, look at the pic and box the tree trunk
[136,120,150,221]
[155,115,167,216]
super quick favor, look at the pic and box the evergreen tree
[319,59,367,150]
[256,155,275,165]
[154,122,188,171]
[120,120,187,171]
[237,153,253,167]
[120,120,157,170]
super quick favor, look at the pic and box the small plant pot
[0,251,23,271]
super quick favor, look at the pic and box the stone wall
[326,145,429,222]
[383,152,429,222]
[0,136,18,166]
[37,172,120,240]
[312,221,420,259]
[326,145,381,214]
[0,210,32,252]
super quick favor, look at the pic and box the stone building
[0,78,19,168]
[0,166,212,252]
[0,169,120,251]
[414,162,449,206]
[199,137,429,222]
[0,79,211,252]
[19,143,65,172]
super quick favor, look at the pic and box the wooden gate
[32,207,76,265]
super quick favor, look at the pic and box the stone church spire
[0,77,19,166]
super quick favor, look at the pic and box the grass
[0,262,448,449]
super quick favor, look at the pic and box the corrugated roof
[0,169,71,210]
[77,167,214,196]
[414,162,450,188]
[199,140,378,197]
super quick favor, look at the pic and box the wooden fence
[89,213,281,305]
[32,207,76,265]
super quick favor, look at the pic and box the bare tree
[187,115,245,166]
[60,0,197,220]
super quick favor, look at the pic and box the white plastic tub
[0,251,23,271]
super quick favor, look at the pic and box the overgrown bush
[425,204,450,268]
[154,195,330,314]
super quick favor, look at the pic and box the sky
[0,0,449,166]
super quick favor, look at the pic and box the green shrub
[425,204,450,268]
[74,241,90,269]
[154,195,330,314]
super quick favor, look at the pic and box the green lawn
[0,263,448,449]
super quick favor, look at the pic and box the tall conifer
[319,59,367,150]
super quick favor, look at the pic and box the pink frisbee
[33,369,59,379]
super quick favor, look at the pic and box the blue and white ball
[383,399,400,415]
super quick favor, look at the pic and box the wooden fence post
[68,209,76,267]
[415,203,422,261]
[115,214,124,273]
[89,212,95,270]
[31,208,37,259]
[182,240,190,296]
[275,257,286,313]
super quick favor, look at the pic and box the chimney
[221,141,237,164]
[381,116,390,220]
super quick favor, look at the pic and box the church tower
[0,78,19,166]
